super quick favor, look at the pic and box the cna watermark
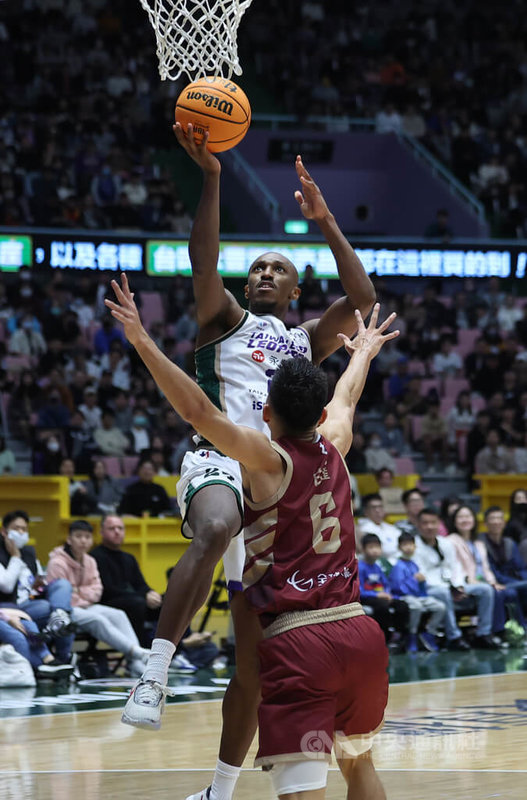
[300,729,483,759]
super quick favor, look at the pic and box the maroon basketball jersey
[242,435,360,626]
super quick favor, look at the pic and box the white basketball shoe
[185,788,211,800]
[121,678,176,730]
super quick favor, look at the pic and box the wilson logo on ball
[185,92,234,117]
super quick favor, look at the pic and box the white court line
[0,768,526,775]
[1,668,524,722]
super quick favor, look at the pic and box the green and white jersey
[195,310,312,433]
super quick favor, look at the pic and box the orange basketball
[175,76,251,153]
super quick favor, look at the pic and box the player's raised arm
[318,304,399,456]
[173,123,243,338]
[294,156,376,363]
[105,275,279,473]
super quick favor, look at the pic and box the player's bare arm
[105,274,279,474]
[318,304,399,456]
[295,156,376,363]
[173,122,243,342]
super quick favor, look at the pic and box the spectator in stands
[46,520,150,678]
[375,468,405,516]
[297,264,328,320]
[94,314,127,356]
[482,506,527,619]
[432,336,462,376]
[364,432,396,473]
[449,505,524,638]
[118,460,172,518]
[0,436,16,475]
[79,387,102,432]
[472,353,504,398]
[505,489,527,564]
[388,532,445,652]
[60,457,96,517]
[474,428,515,474]
[0,510,74,663]
[498,296,523,333]
[420,400,449,471]
[386,357,411,401]
[377,411,407,455]
[424,209,453,242]
[36,390,70,430]
[91,514,162,645]
[396,488,425,538]
[126,411,151,455]
[467,410,492,474]
[8,370,44,443]
[0,606,74,680]
[112,390,134,433]
[149,448,171,477]
[415,507,497,649]
[402,105,426,139]
[515,304,527,346]
[464,337,489,383]
[94,410,130,457]
[446,391,475,450]
[358,533,409,647]
[356,494,401,562]
[84,459,122,515]
[65,408,98,473]
[374,103,402,134]
[100,341,131,392]
[8,314,47,360]
[439,495,463,538]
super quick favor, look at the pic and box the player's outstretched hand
[338,303,399,359]
[173,122,221,175]
[105,274,146,348]
[294,155,330,222]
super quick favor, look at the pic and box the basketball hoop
[138,0,254,82]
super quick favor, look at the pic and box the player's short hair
[361,533,382,548]
[268,356,327,433]
[69,519,93,535]
[398,531,415,545]
[2,509,29,529]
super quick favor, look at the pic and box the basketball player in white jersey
[122,125,375,794]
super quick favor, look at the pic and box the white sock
[130,645,150,661]
[142,638,176,684]
[209,759,242,800]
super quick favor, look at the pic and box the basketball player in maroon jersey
[106,276,395,800]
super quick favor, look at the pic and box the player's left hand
[338,303,399,359]
[105,274,146,348]
[294,155,331,221]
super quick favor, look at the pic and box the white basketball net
[138,0,254,82]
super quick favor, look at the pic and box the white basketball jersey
[195,311,312,433]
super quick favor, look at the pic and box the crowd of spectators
[0,510,219,682]
[242,0,527,237]
[0,0,192,233]
[1,1,527,236]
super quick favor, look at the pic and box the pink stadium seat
[420,378,440,396]
[443,377,470,397]
[457,328,480,358]
[394,456,415,475]
[140,292,164,330]
[407,359,426,376]
[122,456,139,477]
[100,456,122,477]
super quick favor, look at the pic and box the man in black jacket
[91,514,162,645]
[117,460,172,518]
[0,509,74,662]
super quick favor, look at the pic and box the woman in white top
[446,390,475,446]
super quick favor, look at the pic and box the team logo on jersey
[313,464,330,486]
[287,570,314,592]
[251,350,265,363]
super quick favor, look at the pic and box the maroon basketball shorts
[255,614,388,767]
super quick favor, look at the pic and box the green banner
[0,235,32,271]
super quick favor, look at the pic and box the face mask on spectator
[370,438,382,449]
[7,530,29,549]
[133,415,147,427]
[47,439,60,453]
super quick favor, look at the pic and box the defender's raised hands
[338,303,400,360]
